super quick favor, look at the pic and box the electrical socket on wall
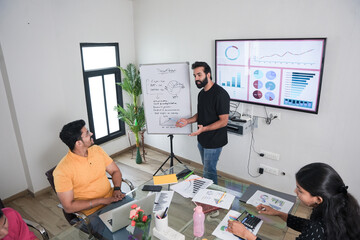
[260,164,280,175]
[260,150,280,161]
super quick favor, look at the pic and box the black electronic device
[142,185,162,192]
[176,168,193,179]
[236,211,261,230]
[231,117,247,123]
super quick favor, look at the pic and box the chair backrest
[45,166,57,192]
[45,166,78,224]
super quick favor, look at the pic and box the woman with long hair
[227,162,360,239]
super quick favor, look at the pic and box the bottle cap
[194,206,203,213]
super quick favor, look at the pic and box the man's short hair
[59,119,86,151]
[192,61,212,80]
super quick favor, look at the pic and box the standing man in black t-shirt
[176,61,230,184]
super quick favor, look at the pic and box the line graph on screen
[252,49,316,66]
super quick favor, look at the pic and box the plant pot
[136,147,142,164]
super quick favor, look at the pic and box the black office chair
[0,198,49,240]
[45,166,135,226]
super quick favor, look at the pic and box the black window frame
[80,42,125,144]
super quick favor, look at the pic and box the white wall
[0,0,136,199]
[0,45,28,198]
[133,0,360,200]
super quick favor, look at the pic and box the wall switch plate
[261,150,280,161]
[260,164,280,175]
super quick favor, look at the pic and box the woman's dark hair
[59,119,85,151]
[192,61,212,80]
[0,209,3,218]
[296,162,360,240]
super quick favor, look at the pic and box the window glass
[82,46,117,71]
[89,76,108,138]
[104,74,120,133]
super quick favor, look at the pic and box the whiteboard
[140,62,192,134]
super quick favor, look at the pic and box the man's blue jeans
[197,143,222,184]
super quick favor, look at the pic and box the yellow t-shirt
[54,145,114,215]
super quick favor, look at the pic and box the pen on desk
[217,192,226,204]
[185,177,203,182]
[162,207,168,218]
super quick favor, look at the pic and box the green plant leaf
[115,63,146,147]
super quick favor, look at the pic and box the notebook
[99,193,156,232]
[153,174,178,185]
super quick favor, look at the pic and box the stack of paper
[170,175,213,198]
[246,190,294,213]
[192,189,235,210]
[152,191,174,213]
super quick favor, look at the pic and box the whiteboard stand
[153,134,183,176]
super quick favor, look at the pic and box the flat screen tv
[215,38,326,114]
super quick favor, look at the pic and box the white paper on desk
[151,191,174,213]
[246,190,294,213]
[170,175,213,198]
[212,210,263,240]
[192,189,235,210]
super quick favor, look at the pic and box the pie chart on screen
[265,81,276,91]
[253,90,263,99]
[253,80,263,89]
[253,70,263,79]
[266,71,276,80]
[265,92,275,101]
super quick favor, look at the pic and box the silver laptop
[99,193,156,232]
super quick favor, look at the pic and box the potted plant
[115,63,145,164]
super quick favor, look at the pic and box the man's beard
[195,76,208,89]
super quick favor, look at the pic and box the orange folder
[153,174,178,185]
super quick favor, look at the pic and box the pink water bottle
[193,206,205,237]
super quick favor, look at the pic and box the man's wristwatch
[114,186,121,191]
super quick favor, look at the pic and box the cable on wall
[229,101,241,119]
[247,120,261,178]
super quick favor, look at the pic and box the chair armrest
[122,178,136,198]
[24,219,49,240]
[73,212,93,236]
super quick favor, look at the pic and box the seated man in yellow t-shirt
[54,119,125,216]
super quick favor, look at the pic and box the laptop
[99,193,156,232]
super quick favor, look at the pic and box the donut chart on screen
[225,46,240,60]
